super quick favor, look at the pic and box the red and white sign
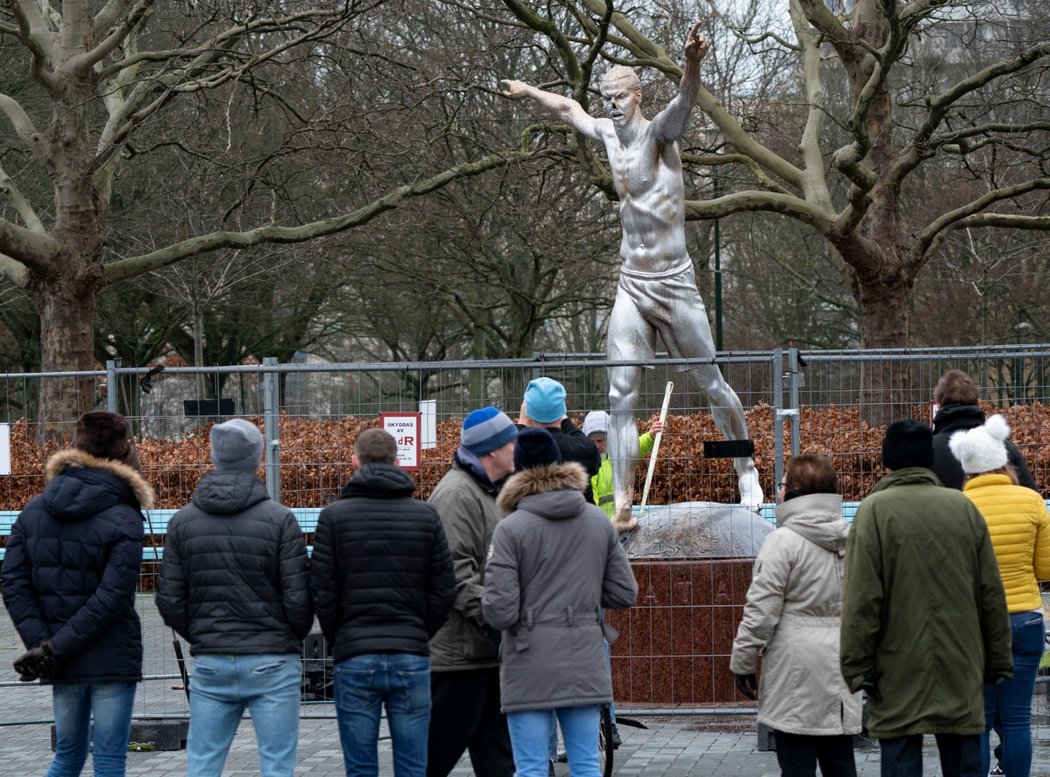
[380,412,421,470]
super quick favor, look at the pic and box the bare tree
[0,1,528,430]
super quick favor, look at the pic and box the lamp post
[712,176,723,352]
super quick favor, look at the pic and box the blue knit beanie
[514,428,562,471]
[461,407,518,456]
[524,377,567,424]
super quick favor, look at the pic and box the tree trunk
[856,279,915,426]
[30,274,102,439]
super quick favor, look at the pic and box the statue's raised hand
[684,22,711,63]
[501,79,529,99]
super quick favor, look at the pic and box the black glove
[17,641,61,681]
[35,642,62,679]
[984,673,1008,687]
[860,669,881,701]
[734,672,757,700]
[13,650,40,682]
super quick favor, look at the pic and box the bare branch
[0,160,45,232]
[11,0,60,93]
[93,0,136,34]
[917,177,1050,261]
[0,216,59,275]
[0,252,30,287]
[95,7,357,168]
[0,92,46,163]
[685,190,835,232]
[72,0,151,73]
[103,149,541,284]
[895,41,1050,184]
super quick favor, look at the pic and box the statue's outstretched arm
[650,22,708,143]
[501,79,604,142]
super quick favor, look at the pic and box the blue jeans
[47,682,137,777]
[334,653,431,777]
[547,639,616,759]
[507,706,600,777]
[982,611,1044,777]
[187,653,301,777]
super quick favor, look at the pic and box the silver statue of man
[502,23,762,529]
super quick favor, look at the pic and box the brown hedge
[2,404,1048,513]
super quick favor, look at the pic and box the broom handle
[640,381,674,510]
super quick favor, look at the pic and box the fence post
[787,348,802,457]
[772,348,786,497]
[106,360,119,414]
[262,357,281,504]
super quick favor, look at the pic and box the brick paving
[5,598,1050,775]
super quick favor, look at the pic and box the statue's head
[600,66,643,127]
[600,65,642,95]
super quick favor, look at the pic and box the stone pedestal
[608,557,757,704]
[608,502,771,706]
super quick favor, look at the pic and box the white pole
[640,381,674,510]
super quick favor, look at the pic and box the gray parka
[730,493,862,736]
[482,462,638,713]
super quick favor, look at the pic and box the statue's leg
[659,269,764,510]
[607,283,654,532]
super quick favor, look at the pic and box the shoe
[556,749,568,763]
[548,759,555,777]
[737,466,764,512]
[610,723,622,749]
[990,764,1004,776]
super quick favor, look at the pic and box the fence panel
[3,345,1050,722]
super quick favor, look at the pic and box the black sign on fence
[182,398,235,418]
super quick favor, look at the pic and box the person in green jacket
[840,419,1012,777]
[582,410,663,526]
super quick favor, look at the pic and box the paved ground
[5,598,1050,775]
[3,703,1050,776]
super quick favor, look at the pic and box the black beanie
[73,411,141,470]
[514,428,562,471]
[882,418,934,471]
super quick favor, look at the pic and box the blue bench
[0,507,323,562]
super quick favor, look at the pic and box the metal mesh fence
[3,344,1050,721]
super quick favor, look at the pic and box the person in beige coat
[730,453,861,777]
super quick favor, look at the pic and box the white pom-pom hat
[948,414,1011,474]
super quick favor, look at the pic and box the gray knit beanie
[210,418,263,473]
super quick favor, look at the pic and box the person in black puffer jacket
[930,369,1037,492]
[156,418,312,777]
[2,411,152,777]
[311,428,455,777]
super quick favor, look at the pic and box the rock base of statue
[608,502,772,706]
[619,502,772,559]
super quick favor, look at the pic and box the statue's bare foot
[737,464,764,512]
[613,508,638,534]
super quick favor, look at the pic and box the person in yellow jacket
[582,411,663,523]
[951,414,1050,777]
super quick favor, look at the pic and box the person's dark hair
[783,453,837,497]
[354,428,398,465]
[934,369,979,407]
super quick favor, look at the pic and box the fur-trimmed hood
[497,461,589,515]
[44,448,155,511]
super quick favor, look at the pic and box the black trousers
[427,667,514,777]
[878,733,982,777]
[773,730,858,777]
